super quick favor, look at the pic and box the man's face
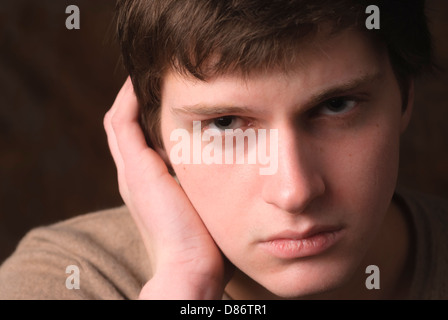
[159,28,411,298]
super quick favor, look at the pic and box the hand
[104,78,231,299]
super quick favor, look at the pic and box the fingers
[104,77,172,206]
[104,78,131,196]
[103,79,227,296]
[110,77,168,175]
[105,77,142,165]
[104,78,135,159]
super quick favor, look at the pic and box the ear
[400,79,414,134]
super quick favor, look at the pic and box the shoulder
[0,206,151,300]
[396,188,448,299]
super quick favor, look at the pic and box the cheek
[160,119,255,237]
[328,119,401,233]
[345,127,399,191]
[172,162,265,254]
[171,162,258,227]
[173,164,224,204]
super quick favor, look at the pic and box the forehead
[161,28,389,108]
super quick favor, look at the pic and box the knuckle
[103,110,113,130]
[109,112,123,133]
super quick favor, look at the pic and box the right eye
[206,116,245,131]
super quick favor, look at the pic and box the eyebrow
[171,71,384,116]
[307,71,384,106]
[172,104,253,116]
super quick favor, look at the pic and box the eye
[206,116,244,131]
[319,97,357,116]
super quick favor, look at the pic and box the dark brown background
[0,0,447,264]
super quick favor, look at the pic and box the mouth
[259,226,344,259]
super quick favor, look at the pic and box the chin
[266,281,343,300]
[263,278,344,300]
[256,259,357,299]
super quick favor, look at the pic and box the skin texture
[160,28,413,299]
[105,27,414,299]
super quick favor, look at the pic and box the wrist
[139,270,225,300]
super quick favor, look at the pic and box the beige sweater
[0,188,447,299]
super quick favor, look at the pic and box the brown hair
[116,0,433,148]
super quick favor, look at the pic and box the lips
[259,226,344,259]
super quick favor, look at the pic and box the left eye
[319,98,357,115]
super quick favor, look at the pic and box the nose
[261,127,326,214]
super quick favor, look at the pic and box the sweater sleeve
[0,206,151,300]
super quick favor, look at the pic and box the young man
[1,0,447,300]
